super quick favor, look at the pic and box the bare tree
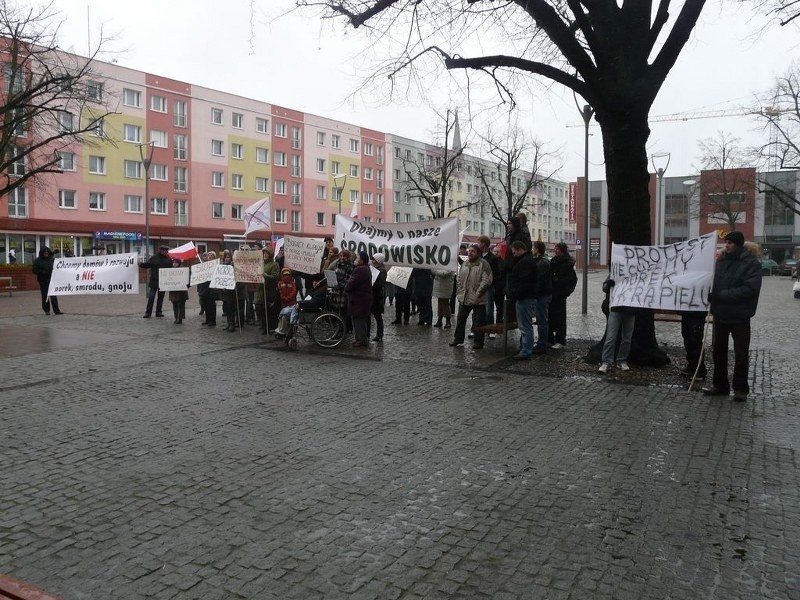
[1,2,113,202]
[401,109,468,218]
[752,0,800,26]
[475,128,560,225]
[696,132,755,232]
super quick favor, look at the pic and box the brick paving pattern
[0,272,798,599]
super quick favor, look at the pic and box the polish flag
[168,241,199,261]
[350,199,359,219]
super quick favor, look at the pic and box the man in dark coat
[703,231,762,401]
[548,242,577,348]
[507,241,537,359]
[140,245,172,318]
[32,246,62,315]
[410,268,434,327]
[531,241,552,354]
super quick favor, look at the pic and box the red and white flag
[168,241,199,261]
[350,198,359,219]
[244,197,272,236]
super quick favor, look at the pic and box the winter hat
[358,250,370,264]
[280,268,292,277]
[371,253,385,265]
[724,231,745,248]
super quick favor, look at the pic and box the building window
[376,170,383,188]
[150,95,166,112]
[231,204,243,220]
[363,167,372,180]
[211,171,224,187]
[123,88,141,107]
[231,143,243,159]
[256,117,269,133]
[291,154,301,177]
[275,122,287,137]
[363,191,373,204]
[331,161,341,175]
[59,190,76,209]
[275,208,287,224]
[256,147,269,163]
[316,212,325,226]
[211,139,224,156]
[376,145,384,165]
[274,180,287,195]
[255,177,269,192]
[316,158,326,173]
[364,142,373,156]
[291,182,301,204]
[274,151,286,167]
[173,101,187,127]
[332,186,343,202]
[86,80,103,101]
[174,200,188,226]
[174,166,187,192]
[124,160,142,179]
[173,134,187,160]
[6,148,25,177]
[331,135,340,149]
[151,197,168,215]
[350,190,359,204]
[123,124,141,143]
[232,112,243,129]
[8,187,27,217]
[231,174,244,190]
[88,155,106,175]
[124,195,142,213]
[89,192,106,211]
[350,139,359,153]
[316,185,326,200]
[212,202,224,218]
[59,151,75,172]
[317,132,325,146]
[57,111,74,132]
[394,169,400,180]
[150,129,167,148]
[291,210,301,232]
[376,193,384,213]
[211,108,223,124]
[151,164,167,181]
[349,164,359,177]
[291,126,301,149]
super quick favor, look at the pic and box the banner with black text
[48,253,140,296]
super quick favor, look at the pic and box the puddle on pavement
[0,325,129,358]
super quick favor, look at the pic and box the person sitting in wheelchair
[273,275,327,338]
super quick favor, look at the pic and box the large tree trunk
[585,109,670,367]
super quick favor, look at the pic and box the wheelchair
[282,294,346,350]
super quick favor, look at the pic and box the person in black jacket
[548,242,577,348]
[479,235,500,334]
[703,231,762,401]
[531,241,552,354]
[507,241,536,359]
[32,246,62,315]
[140,245,172,318]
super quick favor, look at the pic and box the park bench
[652,309,712,324]
[0,573,62,600]
[0,276,17,296]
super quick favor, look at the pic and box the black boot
[433,318,442,328]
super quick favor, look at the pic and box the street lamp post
[580,104,594,315]
[333,174,347,218]
[651,152,670,246]
[138,142,155,255]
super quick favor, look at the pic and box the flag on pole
[168,241,199,261]
[350,198,359,219]
[244,197,272,236]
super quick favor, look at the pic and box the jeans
[601,311,635,365]
[454,304,486,345]
[145,286,165,316]
[711,321,751,394]
[534,295,551,351]
[515,298,536,356]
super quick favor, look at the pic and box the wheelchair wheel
[311,312,345,348]
[288,337,298,351]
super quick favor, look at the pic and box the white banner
[159,267,190,292]
[233,250,263,283]
[335,216,459,273]
[609,233,717,311]
[48,253,140,296]
[210,264,236,290]
[284,235,325,275]
[190,258,219,286]
[385,266,413,290]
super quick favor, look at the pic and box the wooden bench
[653,310,712,324]
[0,573,62,600]
[0,276,17,296]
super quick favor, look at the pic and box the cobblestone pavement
[1,273,799,599]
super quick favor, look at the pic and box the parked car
[761,258,779,275]
[777,258,797,276]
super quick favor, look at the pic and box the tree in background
[1,3,112,203]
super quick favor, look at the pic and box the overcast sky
[49,0,799,182]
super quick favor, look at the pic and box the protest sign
[335,216,459,272]
[48,253,140,296]
[385,266,413,290]
[284,236,325,275]
[190,258,219,286]
[210,264,236,290]
[609,232,716,311]
[233,250,263,283]
[159,267,190,292]
[323,270,338,288]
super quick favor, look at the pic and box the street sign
[576,239,581,245]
